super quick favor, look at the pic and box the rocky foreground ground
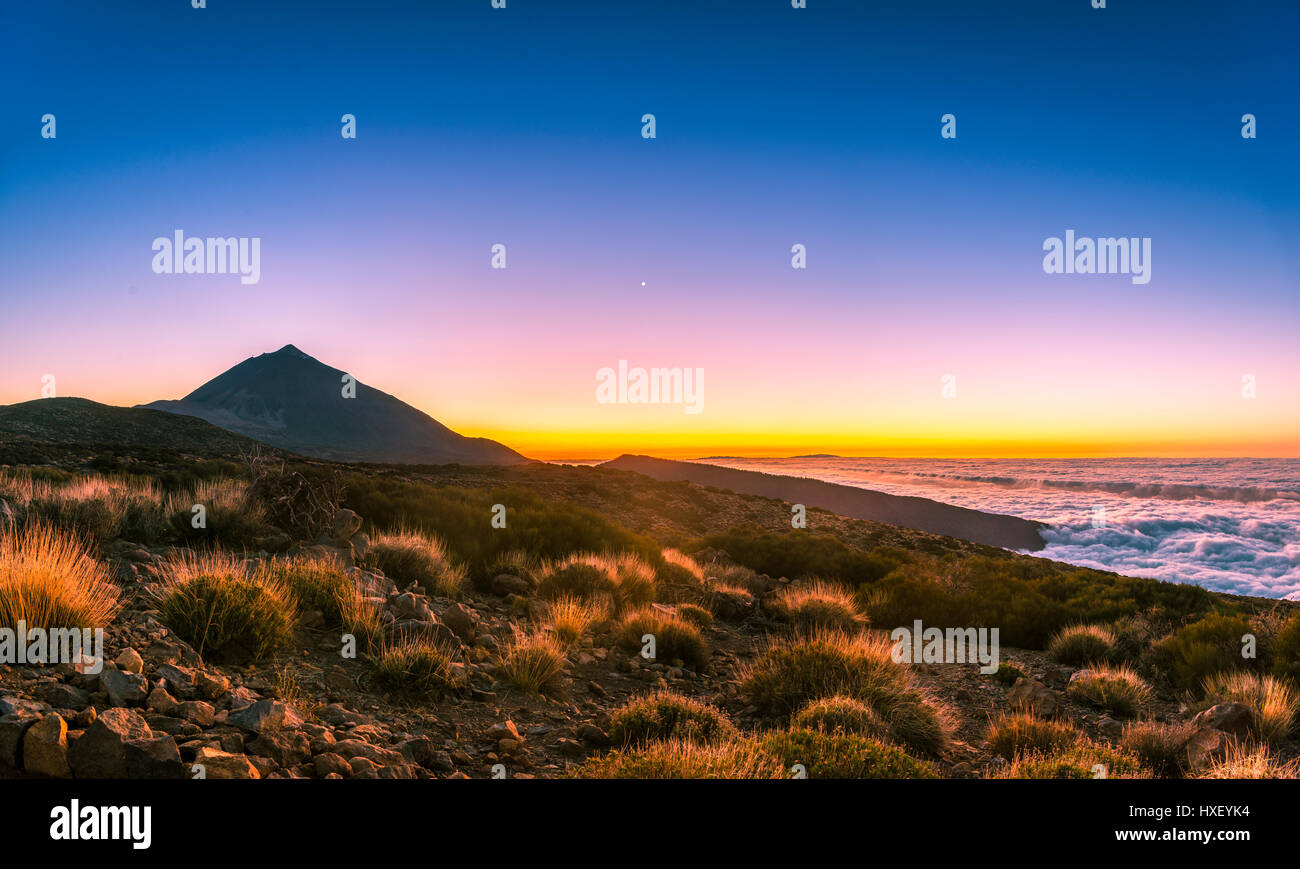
[1,498,1281,781]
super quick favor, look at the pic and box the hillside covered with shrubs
[0,454,1297,780]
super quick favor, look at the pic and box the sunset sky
[2,0,1297,460]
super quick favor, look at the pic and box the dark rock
[396,735,435,766]
[174,701,216,727]
[314,753,352,778]
[100,669,149,707]
[386,618,458,646]
[1007,677,1061,718]
[125,736,185,779]
[1192,703,1254,740]
[0,695,46,718]
[0,714,39,767]
[193,670,230,700]
[192,747,259,779]
[39,683,90,710]
[228,700,301,733]
[491,574,532,596]
[156,664,196,698]
[22,714,72,778]
[578,724,610,747]
[1186,727,1231,773]
[67,708,151,778]
[442,603,477,641]
[248,729,311,766]
[332,508,363,541]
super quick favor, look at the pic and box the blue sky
[1,0,1296,456]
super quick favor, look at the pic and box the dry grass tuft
[1065,664,1151,717]
[0,524,120,630]
[365,527,467,597]
[498,624,566,694]
[767,579,864,633]
[1202,670,1299,746]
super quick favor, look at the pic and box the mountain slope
[0,397,284,463]
[140,345,526,466]
[601,454,1047,551]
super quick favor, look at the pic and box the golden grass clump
[609,690,739,747]
[571,737,784,779]
[545,594,605,646]
[616,606,710,671]
[984,743,1150,779]
[498,625,566,694]
[536,552,657,613]
[674,602,714,628]
[268,556,354,623]
[760,729,939,779]
[792,695,891,741]
[165,478,269,547]
[0,524,120,630]
[372,637,464,697]
[364,527,467,597]
[155,552,295,662]
[767,579,864,634]
[1195,742,1300,779]
[1,471,165,546]
[985,712,1079,758]
[266,555,383,652]
[1047,623,1116,665]
[1119,720,1198,779]
[654,548,708,603]
[739,630,954,755]
[1202,670,1298,746]
[1065,664,1151,717]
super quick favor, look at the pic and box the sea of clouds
[699,457,1300,600]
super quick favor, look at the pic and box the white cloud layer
[707,457,1300,600]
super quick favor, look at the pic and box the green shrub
[760,729,937,779]
[372,639,464,697]
[1120,720,1196,779]
[157,555,294,662]
[616,608,710,671]
[609,691,738,746]
[1151,613,1254,691]
[343,478,663,582]
[767,580,864,633]
[674,602,714,627]
[498,626,566,694]
[1048,624,1116,665]
[269,556,354,625]
[739,631,952,755]
[571,738,782,779]
[993,662,1025,686]
[1202,671,1299,746]
[364,528,466,597]
[861,555,1216,650]
[986,744,1148,779]
[687,529,903,584]
[537,553,657,613]
[792,695,890,740]
[166,479,271,549]
[1066,665,1152,717]
[986,712,1079,758]
[1272,613,1300,686]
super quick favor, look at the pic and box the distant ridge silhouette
[601,454,1046,551]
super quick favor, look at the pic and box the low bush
[760,729,938,779]
[1048,624,1116,666]
[608,691,738,746]
[156,554,295,662]
[1066,665,1152,717]
[616,608,710,671]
